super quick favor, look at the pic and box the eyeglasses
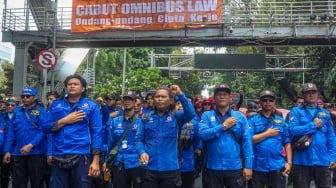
[261,99,275,103]
[6,104,16,107]
[21,95,32,99]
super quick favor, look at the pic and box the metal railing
[1,1,335,32]
[223,1,335,26]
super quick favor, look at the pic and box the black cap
[104,94,116,100]
[302,83,318,93]
[214,84,231,94]
[247,101,257,112]
[260,90,276,99]
[122,91,137,100]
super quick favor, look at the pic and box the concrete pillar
[12,42,29,98]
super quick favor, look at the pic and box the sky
[5,0,72,8]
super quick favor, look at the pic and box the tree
[306,47,336,102]
[172,71,203,97]
[91,48,179,98]
[0,61,14,95]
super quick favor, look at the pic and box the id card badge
[122,140,128,149]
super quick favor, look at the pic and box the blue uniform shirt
[102,105,123,125]
[0,113,6,152]
[199,109,253,170]
[135,93,196,171]
[4,105,47,156]
[43,97,103,156]
[249,113,291,172]
[288,105,336,166]
[180,117,201,172]
[106,115,142,169]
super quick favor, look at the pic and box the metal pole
[51,0,58,90]
[150,50,154,67]
[25,0,29,31]
[302,57,305,85]
[122,48,127,94]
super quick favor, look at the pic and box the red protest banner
[71,0,222,33]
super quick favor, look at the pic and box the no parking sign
[36,49,58,70]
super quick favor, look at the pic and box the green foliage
[172,71,203,97]
[89,45,336,106]
[306,47,336,102]
[126,68,171,93]
[0,61,14,94]
[92,48,196,98]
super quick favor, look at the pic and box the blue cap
[22,87,38,96]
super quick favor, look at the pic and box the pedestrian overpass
[1,0,336,98]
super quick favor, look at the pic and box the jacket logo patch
[318,112,326,118]
[82,103,89,109]
[117,123,122,128]
[31,110,40,116]
[273,119,282,124]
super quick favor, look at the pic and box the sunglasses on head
[261,98,275,103]
[21,95,32,99]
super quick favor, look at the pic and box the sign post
[35,49,58,107]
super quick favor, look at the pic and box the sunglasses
[6,104,16,107]
[261,99,275,103]
[203,103,211,106]
[21,95,32,99]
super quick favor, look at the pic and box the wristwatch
[223,124,228,131]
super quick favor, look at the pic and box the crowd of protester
[0,74,335,188]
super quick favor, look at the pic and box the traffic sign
[36,49,58,70]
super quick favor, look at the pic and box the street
[193,174,317,188]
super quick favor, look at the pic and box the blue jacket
[199,109,253,170]
[180,117,202,172]
[101,105,123,125]
[4,105,47,156]
[43,97,103,156]
[106,115,142,169]
[288,105,336,166]
[135,93,196,171]
[0,113,6,153]
[249,113,291,172]
[0,112,14,154]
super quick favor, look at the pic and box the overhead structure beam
[2,1,336,47]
